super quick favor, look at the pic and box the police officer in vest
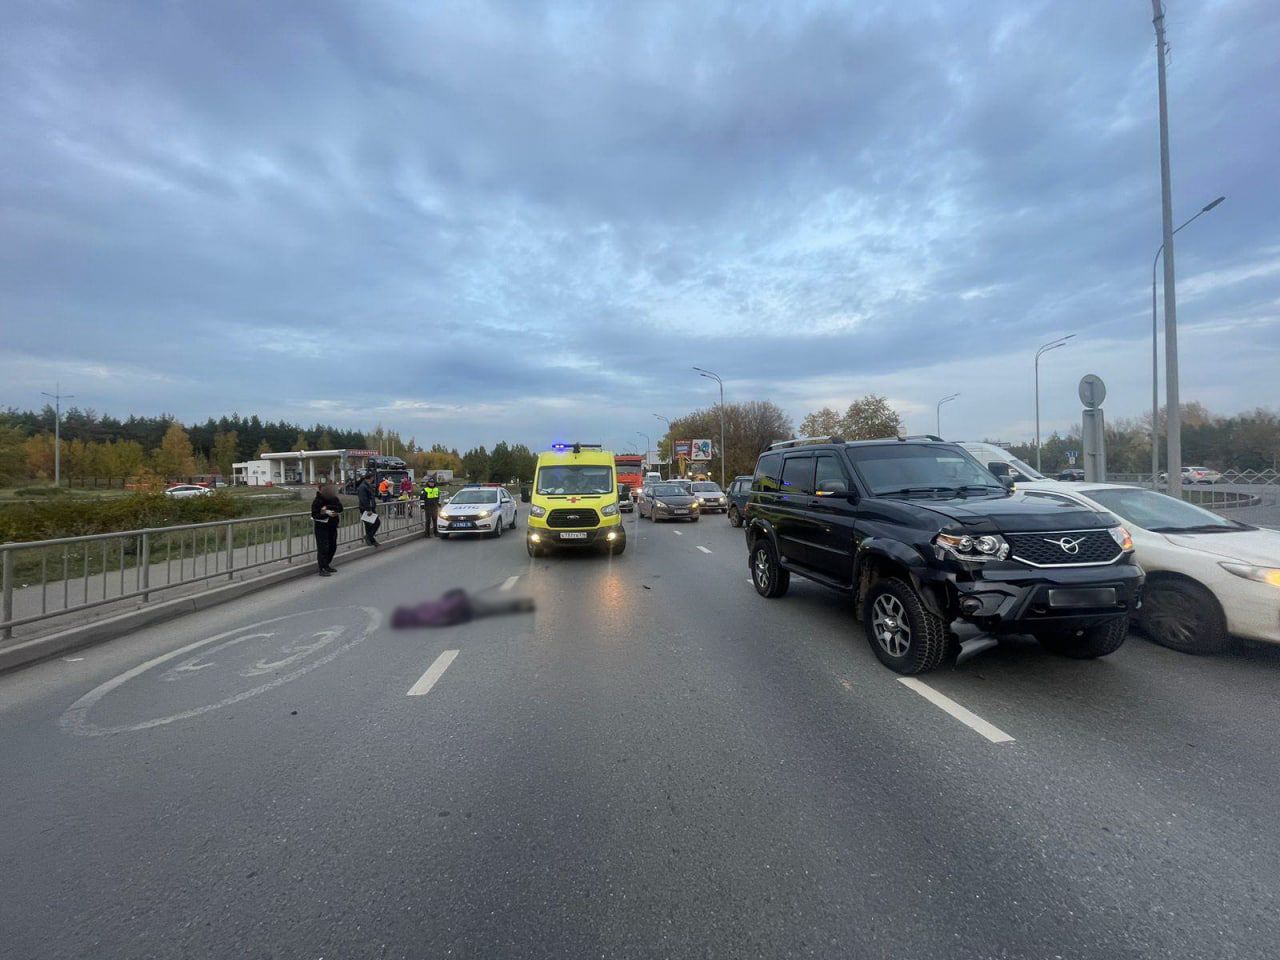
[420,475,442,538]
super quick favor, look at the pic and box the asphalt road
[3,509,1280,959]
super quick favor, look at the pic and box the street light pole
[1034,335,1074,472]
[1151,0,1183,499]
[653,415,672,479]
[935,393,959,437]
[692,367,726,488]
[41,382,75,488]
[635,431,651,470]
[1151,196,1224,486]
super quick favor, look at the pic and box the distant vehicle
[668,479,693,495]
[690,481,727,513]
[1159,466,1224,485]
[164,483,213,499]
[1020,480,1280,653]
[614,455,644,503]
[618,482,635,512]
[726,475,752,527]
[438,484,517,539]
[1058,468,1086,482]
[526,443,625,556]
[957,442,1045,484]
[638,482,700,522]
[643,471,662,485]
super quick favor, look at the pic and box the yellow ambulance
[526,443,626,556]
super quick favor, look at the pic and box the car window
[814,454,846,494]
[753,454,782,492]
[1086,487,1248,532]
[451,489,500,504]
[849,444,1000,496]
[780,455,815,496]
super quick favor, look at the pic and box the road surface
[3,510,1279,959]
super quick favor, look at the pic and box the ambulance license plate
[559,532,588,540]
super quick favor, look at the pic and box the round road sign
[1079,374,1107,409]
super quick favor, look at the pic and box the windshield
[692,482,722,493]
[853,446,1003,496]
[536,465,613,495]
[1085,488,1248,533]
[449,489,499,504]
[963,443,1045,480]
[651,484,689,497]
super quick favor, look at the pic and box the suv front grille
[547,508,599,528]
[1007,530,1121,567]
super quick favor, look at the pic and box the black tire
[608,537,626,556]
[526,539,541,557]
[1138,579,1230,655]
[728,506,743,527]
[862,579,949,674]
[439,533,451,541]
[1038,617,1130,659]
[510,514,518,529]
[750,537,790,598]
[491,518,504,539]
[690,516,700,522]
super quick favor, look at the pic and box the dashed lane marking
[696,545,712,554]
[407,650,459,697]
[499,576,519,591]
[897,677,1015,744]
[673,530,683,536]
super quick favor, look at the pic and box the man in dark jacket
[356,471,381,547]
[310,482,343,575]
[420,475,442,538]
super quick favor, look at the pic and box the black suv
[744,437,1143,674]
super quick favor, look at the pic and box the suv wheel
[728,505,742,528]
[1037,618,1129,659]
[863,579,948,674]
[750,538,789,598]
[1138,580,1230,655]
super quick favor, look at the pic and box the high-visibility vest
[422,486,440,500]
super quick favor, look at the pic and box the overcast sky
[3,0,1277,452]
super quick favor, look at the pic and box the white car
[437,485,517,539]
[690,481,728,512]
[1019,480,1280,653]
[1159,466,1225,485]
[164,484,213,499]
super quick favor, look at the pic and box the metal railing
[1,500,423,643]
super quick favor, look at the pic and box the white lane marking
[407,650,459,697]
[62,657,85,662]
[897,678,1015,744]
[499,575,519,591]
[60,607,381,737]
[673,530,683,536]
[696,545,712,554]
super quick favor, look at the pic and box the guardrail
[1,499,423,643]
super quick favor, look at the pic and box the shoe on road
[318,569,332,577]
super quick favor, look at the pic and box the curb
[0,529,423,675]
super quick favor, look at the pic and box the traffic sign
[1078,374,1106,409]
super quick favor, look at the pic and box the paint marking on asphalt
[897,678,1015,744]
[62,657,85,662]
[696,545,712,554]
[673,530,683,536]
[407,650,460,697]
[499,575,519,591]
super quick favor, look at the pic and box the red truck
[614,454,644,512]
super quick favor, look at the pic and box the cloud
[1,0,1277,452]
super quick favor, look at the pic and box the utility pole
[1034,336,1074,472]
[41,382,75,487]
[692,367,726,488]
[1152,0,1181,498]
[935,393,959,437]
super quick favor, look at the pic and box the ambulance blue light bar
[551,442,602,453]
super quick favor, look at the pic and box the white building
[233,448,381,486]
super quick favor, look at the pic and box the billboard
[691,439,713,461]
[674,440,692,458]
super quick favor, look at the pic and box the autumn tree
[212,431,240,478]
[152,423,197,479]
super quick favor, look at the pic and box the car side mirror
[816,479,847,495]
[999,475,1015,491]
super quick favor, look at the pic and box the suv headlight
[1108,526,1134,551]
[529,504,547,518]
[601,503,618,517]
[1220,562,1280,587]
[935,532,1009,562]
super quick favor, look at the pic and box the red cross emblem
[568,497,580,503]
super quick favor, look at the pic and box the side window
[780,455,816,496]
[753,454,782,492]
[814,454,847,495]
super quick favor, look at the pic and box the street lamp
[41,383,75,487]
[1034,335,1074,472]
[935,393,959,437]
[653,415,672,480]
[1151,195,1224,486]
[635,431,651,469]
[692,366,726,488]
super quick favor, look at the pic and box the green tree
[838,395,902,440]
[798,407,842,437]
[461,446,489,482]
[255,439,272,456]
[212,431,240,478]
[488,442,515,482]
[0,424,27,483]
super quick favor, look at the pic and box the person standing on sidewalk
[310,482,343,576]
[420,475,442,538]
[356,471,381,547]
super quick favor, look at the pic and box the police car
[438,484,518,539]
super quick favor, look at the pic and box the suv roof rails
[768,435,844,450]
[894,434,945,442]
